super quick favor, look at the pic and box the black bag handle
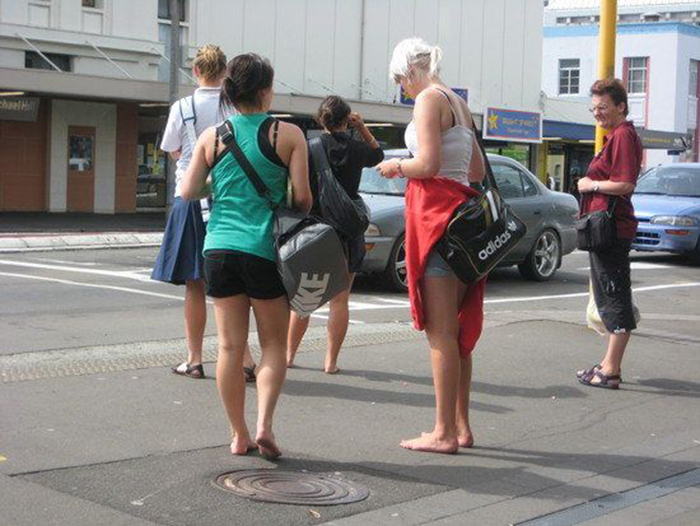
[309,137,331,173]
[216,119,278,209]
[470,119,498,192]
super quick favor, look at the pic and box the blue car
[632,163,700,263]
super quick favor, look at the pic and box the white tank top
[404,88,474,186]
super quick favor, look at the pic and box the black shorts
[203,250,286,300]
[589,240,636,333]
[344,234,367,273]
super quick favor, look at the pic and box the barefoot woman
[377,38,486,454]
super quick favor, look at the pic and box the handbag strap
[470,119,497,191]
[216,119,278,209]
[308,137,331,174]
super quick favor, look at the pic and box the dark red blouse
[581,121,643,239]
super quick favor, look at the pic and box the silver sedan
[360,150,579,291]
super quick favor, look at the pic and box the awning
[636,129,692,151]
[543,120,594,141]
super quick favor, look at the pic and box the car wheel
[518,229,561,281]
[689,239,700,266]
[385,234,408,292]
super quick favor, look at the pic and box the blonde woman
[377,38,486,454]
[153,44,256,380]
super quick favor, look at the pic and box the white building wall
[543,24,700,164]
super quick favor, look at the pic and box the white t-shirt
[160,87,235,197]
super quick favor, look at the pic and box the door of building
[66,126,95,212]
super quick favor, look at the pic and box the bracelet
[396,159,405,178]
[592,181,600,192]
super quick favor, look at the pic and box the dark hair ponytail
[316,96,351,131]
[219,53,274,111]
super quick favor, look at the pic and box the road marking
[578,262,672,271]
[28,257,99,266]
[0,455,6,462]
[0,259,153,282]
[0,271,185,301]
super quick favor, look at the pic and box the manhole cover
[214,470,370,506]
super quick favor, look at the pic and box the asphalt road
[0,247,698,355]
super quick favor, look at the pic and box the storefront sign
[636,129,691,152]
[0,97,40,122]
[484,107,542,143]
[400,87,468,106]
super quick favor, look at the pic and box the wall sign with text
[483,107,542,143]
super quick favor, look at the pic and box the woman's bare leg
[456,355,474,448]
[324,274,354,374]
[251,295,290,459]
[184,279,206,365]
[212,294,254,454]
[286,312,310,367]
[400,275,466,454]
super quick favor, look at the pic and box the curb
[0,232,163,253]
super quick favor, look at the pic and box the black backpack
[308,138,370,240]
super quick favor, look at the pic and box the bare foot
[400,432,458,454]
[256,431,282,460]
[286,361,295,369]
[230,434,256,455]
[324,362,340,374]
[457,430,474,448]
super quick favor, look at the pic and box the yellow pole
[595,0,618,153]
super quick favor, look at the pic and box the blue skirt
[151,198,205,285]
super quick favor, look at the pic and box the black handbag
[435,123,527,283]
[308,137,370,239]
[216,121,349,316]
[575,195,617,252]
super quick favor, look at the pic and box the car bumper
[361,236,396,273]
[632,223,700,253]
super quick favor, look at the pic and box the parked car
[360,150,579,291]
[632,163,700,264]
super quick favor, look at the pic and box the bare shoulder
[278,121,305,143]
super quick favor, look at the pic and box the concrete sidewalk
[2,317,699,525]
[0,212,165,252]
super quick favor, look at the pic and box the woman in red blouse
[577,78,643,390]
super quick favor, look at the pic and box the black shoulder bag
[435,122,527,283]
[575,193,617,252]
[308,137,369,239]
[216,120,348,315]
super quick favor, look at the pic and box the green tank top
[204,114,287,261]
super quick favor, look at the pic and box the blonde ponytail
[193,44,227,82]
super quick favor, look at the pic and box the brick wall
[0,100,48,211]
[115,102,138,213]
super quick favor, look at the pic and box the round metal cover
[214,470,370,506]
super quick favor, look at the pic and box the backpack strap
[216,120,276,209]
[179,95,198,151]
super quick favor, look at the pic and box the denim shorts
[424,249,454,277]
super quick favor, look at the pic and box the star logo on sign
[488,113,499,130]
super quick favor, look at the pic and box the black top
[310,132,384,215]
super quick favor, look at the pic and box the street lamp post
[595,0,618,154]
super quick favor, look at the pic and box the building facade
[1,0,544,213]
[543,0,700,173]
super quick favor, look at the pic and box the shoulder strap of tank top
[432,87,457,128]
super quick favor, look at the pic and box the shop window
[68,134,94,172]
[158,0,186,21]
[25,51,71,72]
[558,59,580,95]
[625,57,648,94]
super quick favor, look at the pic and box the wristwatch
[592,181,600,193]
[396,158,405,178]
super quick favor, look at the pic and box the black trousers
[589,240,637,333]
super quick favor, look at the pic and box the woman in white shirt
[152,44,255,380]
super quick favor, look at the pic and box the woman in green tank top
[182,54,312,460]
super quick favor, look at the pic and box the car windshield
[636,166,700,197]
[359,166,407,196]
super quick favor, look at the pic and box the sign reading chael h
[484,107,541,143]
[400,87,468,106]
[0,97,40,122]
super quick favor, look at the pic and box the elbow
[417,160,441,179]
[180,184,194,201]
[295,195,312,214]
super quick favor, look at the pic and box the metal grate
[515,468,700,526]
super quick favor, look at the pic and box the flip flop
[244,365,256,383]
[172,362,205,379]
[579,369,621,390]
[576,364,601,379]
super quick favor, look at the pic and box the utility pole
[595,0,617,153]
[166,0,181,214]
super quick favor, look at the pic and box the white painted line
[0,258,153,282]
[375,297,411,306]
[29,257,99,266]
[0,271,185,301]
[578,262,672,271]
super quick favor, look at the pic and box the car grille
[634,231,660,246]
